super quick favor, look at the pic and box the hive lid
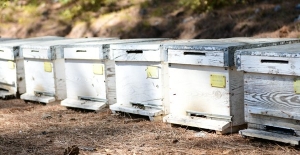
[0,36,65,60]
[165,37,300,67]
[20,37,116,49]
[236,42,300,57]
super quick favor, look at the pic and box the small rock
[42,114,52,120]
[78,146,96,151]
[255,8,260,14]
[274,5,281,12]
[69,118,76,121]
[41,131,47,135]
[194,131,207,138]
[296,4,300,10]
[183,16,193,23]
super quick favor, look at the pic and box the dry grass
[0,99,299,155]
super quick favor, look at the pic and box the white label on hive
[7,61,15,69]
[93,64,104,75]
[146,66,159,79]
[294,79,300,94]
[210,74,226,88]
[44,62,52,72]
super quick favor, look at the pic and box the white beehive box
[0,36,64,99]
[19,37,115,103]
[237,43,300,145]
[163,38,300,134]
[60,38,167,110]
[109,40,203,121]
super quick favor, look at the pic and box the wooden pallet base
[163,114,245,134]
[239,128,300,145]
[110,103,164,121]
[0,90,16,99]
[61,98,107,111]
[20,93,55,104]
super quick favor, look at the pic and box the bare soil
[0,99,299,155]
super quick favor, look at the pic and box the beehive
[60,38,167,110]
[237,43,300,145]
[163,38,300,134]
[0,36,64,99]
[108,40,204,120]
[19,38,115,103]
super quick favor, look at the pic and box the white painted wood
[168,50,224,67]
[113,50,162,61]
[64,59,107,100]
[61,98,106,111]
[0,47,14,60]
[244,73,300,134]
[16,58,26,95]
[53,58,67,100]
[0,59,17,97]
[240,129,300,145]
[22,48,50,59]
[244,73,300,117]
[20,93,55,103]
[22,59,56,102]
[163,114,231,131]
[63,47,104,59]
[105,60,116,105]
[239,55,300,76]
[110,103,164,117]
[115,61,163,107]
[168,64,230,116]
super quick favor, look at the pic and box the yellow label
[93,64,104,75]
[44,62,52,72]
[7,61,15,69]
[210,74,226,88]
[146,66,159,79]
[294,79,300,94]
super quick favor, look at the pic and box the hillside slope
[0,0,300,39]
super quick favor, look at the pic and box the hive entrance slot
[0,50,4,52]
[76,50,86,52]
[190,113,207,118]
[131,102,145,110]
[0,88,8,92]
[126,50,143,54]
[34,91,54,97]
[265,126,296,135]
[31,50,39,52]
[78,96,107,102]
[184,52,206,56]
[261,59,288,64]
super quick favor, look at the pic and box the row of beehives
[1,36,300,145]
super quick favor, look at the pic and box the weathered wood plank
[240,129,300,145]
[244,73,300,113]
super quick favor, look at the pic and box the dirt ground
[0,99,299,155]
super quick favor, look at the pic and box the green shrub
[179,0,250,12]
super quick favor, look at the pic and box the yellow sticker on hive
[210,74,226,88]
[294,79,300,94]
[146,66,159,79]
[44,62,52,72]
[7,61,15,69]
[93,64,104,75]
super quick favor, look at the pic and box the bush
[179,0,250,12]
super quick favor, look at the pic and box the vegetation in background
[179,0,253,12]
